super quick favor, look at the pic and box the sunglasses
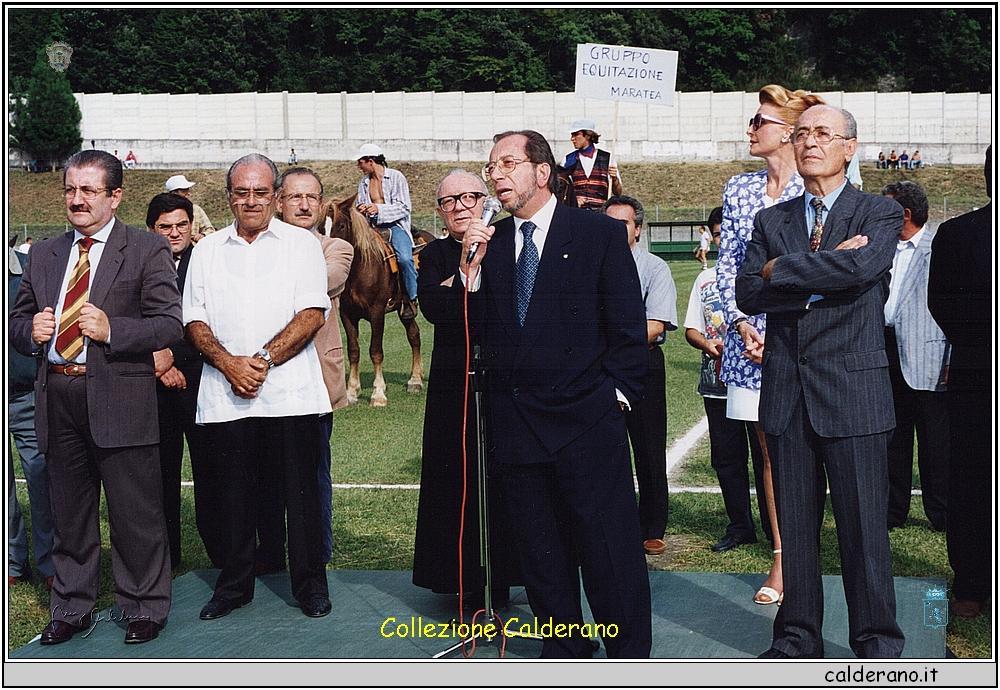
[749,113,791,131]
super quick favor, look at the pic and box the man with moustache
[251,167,353,571]
[10,149,181,644]
[146,193,224,570]
[460,131,650,658]
[184,154,333,620]
[737,105,905,658]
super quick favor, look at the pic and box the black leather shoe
[199,597,250,620]
[39,616,91,645]
[758,647,792,658]
[124,620,161,644]
[712,533,757,553]
[301,593,332,618]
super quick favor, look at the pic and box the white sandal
[755,549,783,605]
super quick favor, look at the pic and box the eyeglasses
[482,156,530,180]
[437,191,486,212]
[282,193,322,205]
[229,188,275,203]
[63,186,111,200]
[791,128,851,146]
[749,113,791,131]
[153,221,191,234]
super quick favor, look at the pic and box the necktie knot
[521,221,536,242]
[79,237,95,253]
[810,197,825,214]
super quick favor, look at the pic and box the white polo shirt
[183,217,332,423]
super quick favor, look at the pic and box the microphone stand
[432,345,542,657]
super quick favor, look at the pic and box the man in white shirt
[881,181,949,532]
[184,153,333,621]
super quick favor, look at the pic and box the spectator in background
[888,150,899,169]
[564,118,623,211]
[910,150,922,169]
[288,149,298,165]
[8,245,55,591]
[898,150,909,169]
[17,237,33,253]
[166,175,216,241]
[123,150,138,169]
[355,143,418,320]
[928,146,992,619]
[684,206,771,553]
[604,194,677,557]
[147,193,222,570]
[880,181,949,532]
[694,225,711,269]
[877,151,887,169]
[717,84,825,607]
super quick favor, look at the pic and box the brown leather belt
[49,363,87,376]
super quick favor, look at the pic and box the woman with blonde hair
[716,84,825,606]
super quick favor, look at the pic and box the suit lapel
[514,204,575,365]
[818,184,859,250]
[44,232,75,309]
[777,196,810,254]
[484,218,518,341]
[89,219,126,307]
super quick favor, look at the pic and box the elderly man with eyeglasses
[184,153,334,622]
[737,105,906,659]
[10,149,182,644]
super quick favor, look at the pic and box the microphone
[466,197,503,264]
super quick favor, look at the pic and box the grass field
[7,249,991,657]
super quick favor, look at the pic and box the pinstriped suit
[736,184,906,658]
[884,227,949,530]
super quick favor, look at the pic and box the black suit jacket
[463,201,647,459]
[10,219,183,451]
[736,184,903,438]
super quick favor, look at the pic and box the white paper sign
[575,43,678,106]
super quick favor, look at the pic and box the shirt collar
[804,179,849,213]
[901,225,927,248]
[224,216,293,244]
[514,194,558,234]
[73,217,116,245]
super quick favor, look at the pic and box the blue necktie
[516,221,539,326]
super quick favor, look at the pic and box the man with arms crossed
[737,105,905,658]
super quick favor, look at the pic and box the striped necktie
[55,237,96,362]
[516,221,539,326]
[809,198,825,252]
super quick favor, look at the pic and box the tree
[15,49,82,170]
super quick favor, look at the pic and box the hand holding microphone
[465,197,503,265]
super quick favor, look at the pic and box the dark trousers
[45,374,172,626]
[498,403,652,659]
[703,396,771,542]
[946,386,991,602]
[768,397,904,659]
[211,415,328,605]
[625,345,669,541]
[157,386,217,568]
[885,329,949,530]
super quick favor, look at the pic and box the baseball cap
[570,118,598,134]
[165,175,196,192]
[354,143,384,160]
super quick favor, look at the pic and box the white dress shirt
[885,225,926,326]
[183,218,332,423]
[47,218,116,364]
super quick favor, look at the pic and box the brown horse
[321,194,423,406]
[554,165,579,207]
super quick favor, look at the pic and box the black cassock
[412,236,520,597]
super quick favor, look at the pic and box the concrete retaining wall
[19,89,995,168]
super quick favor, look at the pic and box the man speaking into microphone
[458,130,651,658]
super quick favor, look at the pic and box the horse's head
[323,193,383,261]
[554,165,578,208]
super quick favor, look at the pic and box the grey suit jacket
[10,219,183,451]
[887,227,948,392]
[736,184,903,438]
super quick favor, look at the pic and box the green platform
[10,570,945,659]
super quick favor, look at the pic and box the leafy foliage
[6,9,991,97]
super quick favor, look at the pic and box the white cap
[570,118,598,134]
[165,174,196,192]
[354,143,384,160]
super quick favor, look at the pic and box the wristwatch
[255,348,275,369]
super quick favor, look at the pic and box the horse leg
[402,313,423,393]
[344,315,362,406]
[369,312,388,407]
